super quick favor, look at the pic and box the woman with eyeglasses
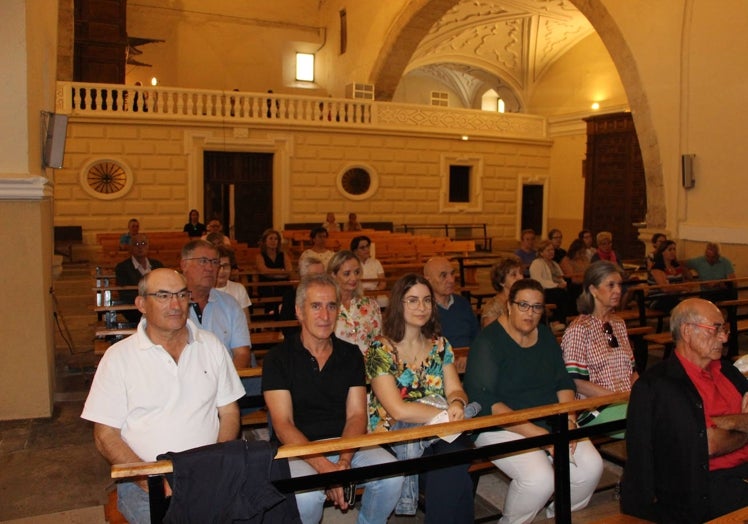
[464,278,603,523]
[561,262,638,432]
[328,250,382,354]
[366,273,475,522]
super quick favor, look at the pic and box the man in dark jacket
[114,233,163,322]
[622,298,748,522]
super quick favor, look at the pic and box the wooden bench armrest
[111,392,628,478]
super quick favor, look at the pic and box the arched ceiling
[377,0,594,108]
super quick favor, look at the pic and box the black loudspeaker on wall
[681,153,695,189]
[43,113,68,169]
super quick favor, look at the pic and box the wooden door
[203,152,274,247]
[583,113,647,260]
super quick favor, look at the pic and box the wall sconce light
[591,102,600,110]
[296,53,315,82]
[151,77,158,86]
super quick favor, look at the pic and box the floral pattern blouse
[335,295,382,355]
[365,335,454,432]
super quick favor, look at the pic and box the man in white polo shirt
[82,268,244,524]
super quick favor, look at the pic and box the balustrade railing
[56,82,547,139]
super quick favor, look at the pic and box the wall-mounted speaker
[681,153,695,189]
[43,113,68,169]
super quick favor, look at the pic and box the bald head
[671,298,728,369]
[424,257,456,303]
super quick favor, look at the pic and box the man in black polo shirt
[262,273,402,523]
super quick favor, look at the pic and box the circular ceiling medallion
[336,163,379,200]
[79,158,134,200]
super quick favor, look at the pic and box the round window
[336,163,378,200]
[80,158,134,200]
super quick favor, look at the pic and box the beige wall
[0,0,57,420]
[55,119,551,248]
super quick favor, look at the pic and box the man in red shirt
[622,298,748,522]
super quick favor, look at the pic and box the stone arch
[371,0,666,228]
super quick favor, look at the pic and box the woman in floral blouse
[328,250,382,355]
[365,273,474,523]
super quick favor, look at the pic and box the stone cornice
[0,176,53,200]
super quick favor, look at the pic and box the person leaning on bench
[81,268,245,524]
[622,297,748,523]
[262,273,403,523]
[464,278,604,523]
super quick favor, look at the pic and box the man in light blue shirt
[181,240,259,401]
[686,242,737,302]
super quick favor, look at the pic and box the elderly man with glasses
[82,268,245,523]
[180,239,251,370]
[622,297,748,523]
[114,233,164,323]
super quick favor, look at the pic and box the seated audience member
[561,261,638,433]
[321,211,340,232]
[345,212,363,232]
[114,233,164,323]
[180,240,255,388]
[560,238,590,308]
[262,274,403,524]
[205,231,233,248]
[119,218,140,250]
[529,239,570,332]
[686,242,737,302]
[578,229,596,262]
[481,257,523,327]
[590,231,623,270]
[646,232,667,270]
[81,269,244,524]
[649,239,693,313]
[351,235,388,308]
[279,256,326,338]
[622,298,748,522]
[328,250,382,354]
[215,245,251,323]
[183,208,206,238]
[366,273,475,522]
[423,256,479,348]
[549,228,567,264]
[181,240,250,367]
[255,228,293,314]
[299,227,335,268]
[201,219,230,243]
[514,228,537,277]
[464,278,603,523]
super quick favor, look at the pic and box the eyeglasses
[603,322,619,348]
[133,241,148,247]
[183,257,220,267]
[688,322,730,336]
[356,244,370,250]
[402,296,433,310]
[146,290,192,303]
[512,301,545,314]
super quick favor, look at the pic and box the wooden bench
[110,392,629,522]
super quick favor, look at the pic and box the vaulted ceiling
[401,0,594,110]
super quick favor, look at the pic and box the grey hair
[181,239,217,259]
[670,300,703,343]
[298,256,325,278]
[295,273,340,310]
[577,261,624,314]
[137,270,187,297]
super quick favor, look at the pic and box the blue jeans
[117,482,150,524]
[288,446,403,524]
[390,402,481,515]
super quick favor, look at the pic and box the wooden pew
[110,392,629,523]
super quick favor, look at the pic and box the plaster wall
[53,120,551,247]
[0,0,58,420]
